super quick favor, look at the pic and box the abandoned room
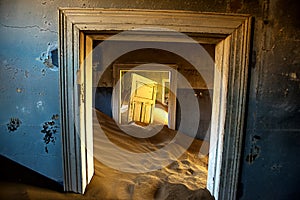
[0,0,299,200]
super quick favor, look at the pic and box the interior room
[93,43,214,140]
[90,39,214,198]
[0,1,299,200]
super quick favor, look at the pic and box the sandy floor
[0,109,214,200]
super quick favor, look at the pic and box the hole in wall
[38,42,58,71]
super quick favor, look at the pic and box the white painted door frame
[59,8,251,199]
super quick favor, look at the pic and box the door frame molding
[58,8,251,199]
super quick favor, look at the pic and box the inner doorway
[112,64,178,129]
[127,73,158,125]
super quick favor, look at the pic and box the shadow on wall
[176,89,212,140]
[0,155,63,191]
[93,87,113,118]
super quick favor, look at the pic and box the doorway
[112,63,178,129]
[59,8,251,200]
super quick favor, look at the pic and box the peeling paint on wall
[227,0,243,12]
[7,118,22,132]
[16,88,23,93]
[270,163,282,173]
[36,101,44,111]
[24,70,29,78]
[41,68,46,76]
[281,72,299,82]
[246,135,261,164]
[38,42,58,71]
[41,114,59,153]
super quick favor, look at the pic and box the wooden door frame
[58,8,251,199]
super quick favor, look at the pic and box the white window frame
[58,8,251,200]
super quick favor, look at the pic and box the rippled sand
[91,109,213,199]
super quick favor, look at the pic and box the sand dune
[91,109,214,199]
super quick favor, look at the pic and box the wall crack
[0,22,57,34]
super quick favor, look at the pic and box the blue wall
[0,1,63,182]
[94,87,113,118]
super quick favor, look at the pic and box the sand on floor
[0,109,214,200]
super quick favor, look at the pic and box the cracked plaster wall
[0,0,299,198]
